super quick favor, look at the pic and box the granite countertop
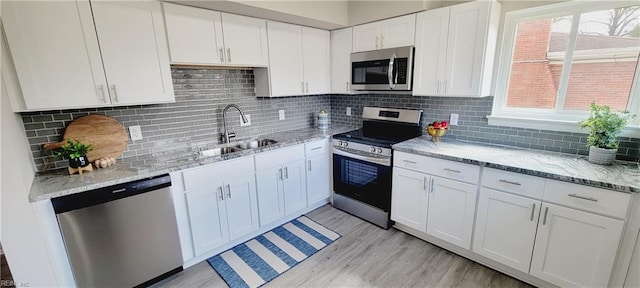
[29,126,356,202]
[393,136,640,193]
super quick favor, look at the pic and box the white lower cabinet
[182,158,259,257]
[255,145,308,226]
[305,139,331,205]
[426,176,477,249]
[391,167,429,232]
[530,202,624,287]
[473,188,541,273]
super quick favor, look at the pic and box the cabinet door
[266,21,304,97]
[330,28,353,94]
[379,14,416,49]
[391,167,429,232]
[352,22,379,52]
[185,186,229,256]
[444,1,490,96]
[221,13,269,66]
[256,167,285,226]
[302,27,330,95]
[2,0,108,110]
[473,188,540,273]
[413,8,449,96]
[91,1,174,105]
[530,203,624,287]
[283,160,307,214]
[163,3,224,65]
[306,154,330,205]
[426,176,477,249]
[223,174,259,240]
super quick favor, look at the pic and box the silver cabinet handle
[530,203,536,221]
[308,160,312,171]
[431,178,436,194]
[227,48,231,62]
[305,82,309,94]
[542,206,549,225]
[284,167,288,179]
[499,179,522,186]
[423,177,427,192]
[226,184,231,199]
[278,168,283,181]
[375,36,379,49]
[301,82,305,93]
[403,160,417,164]
[346,81,350,92]
[444,168,461,173]
[219,48,225,62]
[380,34,384,48]
[218,186,224,201]
[97,85,107,103]
[109,84,119,103]
[443,80,447,94]
[310,147,322,151]
[568,194,598,202]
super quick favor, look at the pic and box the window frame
[489,0,640,137]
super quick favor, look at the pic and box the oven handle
[333,148,391,167]
[388,53,396,90]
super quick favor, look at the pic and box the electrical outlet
[279,109,285,120]
[129,125,143,141]
[450,113,459,126]
[240,115,251,127]
[346,107,352,116]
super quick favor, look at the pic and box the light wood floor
[153,205,533,288]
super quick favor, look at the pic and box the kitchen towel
[207,216,341,288]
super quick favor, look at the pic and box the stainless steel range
[332,107,422,228]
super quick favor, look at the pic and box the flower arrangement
[426,121,449,142]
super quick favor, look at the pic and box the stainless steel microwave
[351,46,414,91]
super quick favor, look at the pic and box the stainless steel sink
[235,139,278,149]
[200,146,243,157]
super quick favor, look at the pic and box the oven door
[333,148,392,211]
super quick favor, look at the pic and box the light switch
[450,113,459,126]
[129,125,143,141]
[346,107,352,116]
[279,110,285,120]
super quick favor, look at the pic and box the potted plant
[580,102,636,165]
[54,140,94,168]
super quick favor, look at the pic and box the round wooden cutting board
[43,115,128,162]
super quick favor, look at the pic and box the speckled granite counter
[29,126,356,202]
[393,136,640,193]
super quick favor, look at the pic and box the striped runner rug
[207,216,341,288]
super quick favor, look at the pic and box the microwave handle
[388,53,396,89]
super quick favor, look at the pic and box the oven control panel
[332,139,392,157]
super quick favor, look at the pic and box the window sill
[486,115,640,138]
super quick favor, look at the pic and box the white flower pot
[588,146,617,165]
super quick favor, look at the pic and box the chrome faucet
[222,104,248,143]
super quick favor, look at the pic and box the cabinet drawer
[394,152,479,184]
[183,156,254,191]
[543,180,631,219]
[305,139,328,157]
[481,168,544,199]
[255,144,305,171]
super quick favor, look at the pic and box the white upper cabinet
[256,21,329,97]
[163,3,224,65]
[352,14,416,52]
[2,0,174,111]
[92,1,174,105]
[302,27,331,95]
[330,27,353,94]
[413,0,500,97]
[163,4,268,67]
[2,1,107,110]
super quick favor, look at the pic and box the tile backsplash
[21,69,639,171]
[330,93,639,162]
[22,68,330,171]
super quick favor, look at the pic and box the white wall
[1,29,59,287]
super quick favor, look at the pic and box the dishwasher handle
[52,174,172,214]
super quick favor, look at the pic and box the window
[490,1,640,134]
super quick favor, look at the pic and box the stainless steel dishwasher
[52,174,183,287]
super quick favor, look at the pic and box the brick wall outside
[507,19,637,110]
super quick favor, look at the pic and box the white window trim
[489,0,640,137]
